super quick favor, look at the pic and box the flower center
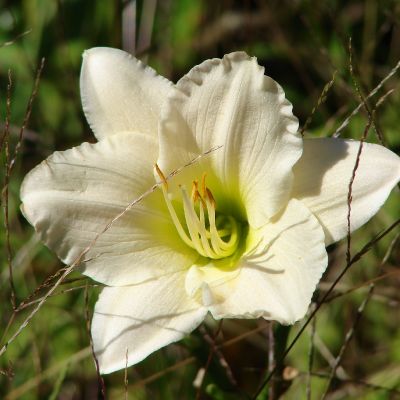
[155,165,240,260]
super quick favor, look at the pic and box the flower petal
[292,138,400,245]
[187,199,327,324]
[80,47,172,140]
[21,132,197,286]
[92,272,207,373]
[158,52,301,226]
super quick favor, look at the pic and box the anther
[201,173,207,197]
[191,181,198,202]
[196,190,207,208]
[205,188,216,208]
[155,163,168,189]
[157,170,239,260]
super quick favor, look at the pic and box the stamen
[191,181,198,203]
[196,189,206,209]
[154,166,193,248]
[201,173,207,197]
[155,163,168,189]
[205,194,239,255]
[181,186,218,258]
[156,168,240,260]
[205,187,216,208]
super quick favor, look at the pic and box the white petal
[92,272,207,373]
[187,199,327,324]
[80,47,172,140]
[292,138,400,245]
[158,52,301,226]
[21,132,197,286]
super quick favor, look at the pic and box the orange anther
[206,188,216,208]
[191,181,199,202]
[201,172,207,197]
[196,190,207,208]
[155,163,168,188]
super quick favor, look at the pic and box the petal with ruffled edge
[92,271,207,373]
[158,52,301,227]
[185,199,327,324]
[292,138,400,245]
[21,132,197,286]
[80,47,172,140]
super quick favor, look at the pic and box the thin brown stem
[268,322,275,400]
[84,284,105,398]
[9,58,45,175]
[2,70,16,310]
[300,71,337,136]
[0,146,222,359]
[124,348,129,400]
[333,57,400,137]
[252,217,400,399]
[306,305,316,400]
[321,285,374,399]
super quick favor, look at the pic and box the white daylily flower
[21,48,400,374]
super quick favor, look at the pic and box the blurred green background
[0,0,399,399]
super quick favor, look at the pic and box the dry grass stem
[306,304,316,400]
[300,71,337,136]
[333,57,400,137]
[0,30,32,48]
[9,58,45,174]
[0,145,222,359]
[84,283,105,398]
[252,217,400,399]
[321,285,374,399]
[2,70,16,310]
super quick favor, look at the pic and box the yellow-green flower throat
[156,165,240,259]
